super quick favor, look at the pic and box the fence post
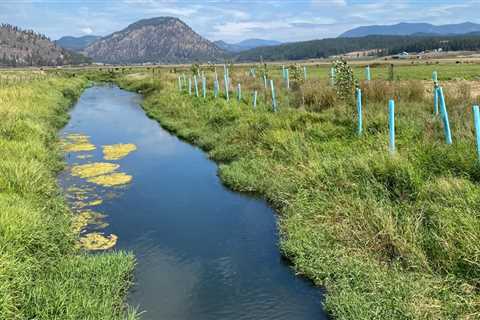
[473,105,480,160]
[253,90,258,109]
[389,99,395,154]
[356,88,363,135]
[270,80,277,112]
[438,86,453,145]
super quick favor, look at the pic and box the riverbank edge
[113,74,478,320]
[0,77,137,319]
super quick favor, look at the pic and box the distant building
[393,52,409,59]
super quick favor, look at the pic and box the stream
[59,85,328,320]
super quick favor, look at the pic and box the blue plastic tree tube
[237,83,242,101]
[214,80,219,98]
[330,67,335,86]
[303,66,307,81]
[178,76,182,91]
[438,87,453,145]
[263,75,267,89]
[389,99,395,153]
[202,77,206,98]
[188,78,192,96]
[224,73,229,101]
[286,69,290,89]
[356,88,363,135]
[365,65,371,81]
[434,86,439,115]
[270,80,277,112]
[432,71,438,82]
[473,105,480,160]
[253,90,258,109]
[194,75,199,97]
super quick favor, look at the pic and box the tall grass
[114,68,480,320]
[0,76,137,319]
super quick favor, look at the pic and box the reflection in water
[59,85,328,320]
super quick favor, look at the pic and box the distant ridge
[56,35,101,52]
[235,33,480,62]
[84,17,225,64]
[339,22,480,38]
[215,39,282,52]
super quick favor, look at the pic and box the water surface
[59,85,328,320]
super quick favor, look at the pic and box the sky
[0,0,478,43]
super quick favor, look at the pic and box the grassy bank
[0,75,136,319]
[114,70,479,319]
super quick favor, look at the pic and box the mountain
[215,38,282,52]
[339,22,480,38]
[235,34,480,62]
[84,17,225,64]
[0,23,90,67]
[56,35,101,52]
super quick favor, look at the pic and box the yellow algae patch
[78,232,118,251]
[87,172,132,187]
[103,144,137,160]
[62,133,96,153]
[73,198,103,209]
[71,162,119,179]
[72,211,108,234]
[88,199,103,206]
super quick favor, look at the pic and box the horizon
[0,0,478,43]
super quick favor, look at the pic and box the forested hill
[83,17,225,64]
[235,34,480,62]
[0,24,90,67]
[340,22,480,38]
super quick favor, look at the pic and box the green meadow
[0,74,137,319]
[1,60,480,319]
[111,61,480,319]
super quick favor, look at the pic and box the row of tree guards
[176,65,480,160]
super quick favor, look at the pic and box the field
[0,73,138,319]
[105,60,479,319]
[1,59,480,319]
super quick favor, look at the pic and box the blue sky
[0,1,478,42]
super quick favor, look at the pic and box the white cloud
[80,27,93,35]
[212,21,288,39]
